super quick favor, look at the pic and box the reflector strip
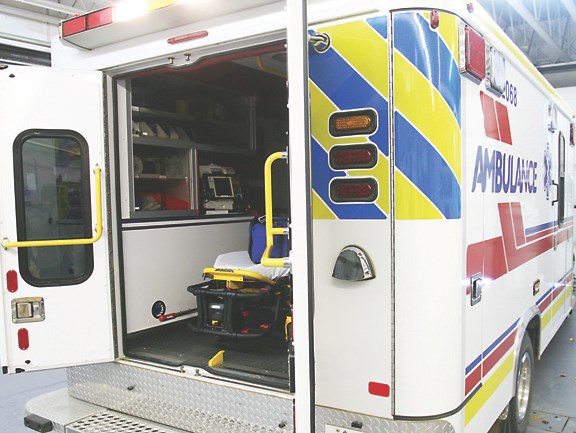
[368,381,390,397]
[61,16,87,37]
[87,7,114,29]
[18,328,29,350]
[6,270,18,293]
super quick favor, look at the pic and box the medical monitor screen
[212,176,234,198]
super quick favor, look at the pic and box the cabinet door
[0,66,115,373]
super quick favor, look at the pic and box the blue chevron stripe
[395,112,461,219]
[309,45,389,156]
[393,13,461,126]
[366,15,388,39]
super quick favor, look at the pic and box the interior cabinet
[132,143,192,212]
[127,76,256,217]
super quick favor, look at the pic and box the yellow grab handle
[2,166,103,249]
[261,151,289,267]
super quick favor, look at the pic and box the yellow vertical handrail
[2,166,103,249]
[260,151,289,267]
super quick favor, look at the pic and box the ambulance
[0,1,574,433]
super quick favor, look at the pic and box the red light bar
[330,144,377,170]
[87,7,114,30]
[168,30,209,45]
[330,178,378,203]
[61,15,87,38]
[463,26,486,81]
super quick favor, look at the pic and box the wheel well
[526,315,540,357]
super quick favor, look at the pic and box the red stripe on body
[510,202,526,246]
[495,101,512,145]
[481,92,500,141]
[465,365,482,395]
[538,294,552,313]
[466,237,507,279]
[525,227,556,243]
[498,203,553,272]
[482,330,517,377]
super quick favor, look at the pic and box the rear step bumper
[25,389,187,433]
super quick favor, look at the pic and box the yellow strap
[202,267,276,285]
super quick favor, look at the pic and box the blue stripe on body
[366,15,388,39]
[312,138,386,220]
[394,112,461,219]
[309,46,389,156]
[393,13,461,126]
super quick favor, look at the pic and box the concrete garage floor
[528,309,576,433]
[0,311,575,433]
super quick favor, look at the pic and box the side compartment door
[0,66,114,372]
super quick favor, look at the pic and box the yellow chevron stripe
[542,286,572,329]
[312,190,337,219]
[310,81,367,151]
[319,20,388,99]
[436,12,459,61]
[394,51,462,184]
[349,155,390,214]
[464,352,514,425]
[395,170,443,219]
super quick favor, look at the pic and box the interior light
[329,110,377,137]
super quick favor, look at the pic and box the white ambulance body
[0,1,573,433]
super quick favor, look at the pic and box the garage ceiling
[1,0,576,86]
[477,0,576,87]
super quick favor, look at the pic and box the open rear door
[0,66,114,372]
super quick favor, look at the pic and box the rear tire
[506,333,534,433]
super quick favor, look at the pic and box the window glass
[558,132,566,226]
[15,130,93,286]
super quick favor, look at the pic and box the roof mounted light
[460,25,486,82]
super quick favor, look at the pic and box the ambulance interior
[117,45,292,389]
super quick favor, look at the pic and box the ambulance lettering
[471,146,537,194]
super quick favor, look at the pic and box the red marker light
[18,328,29,350]
[330,179,378,203]
[368,381,390,397]
[7,270,18,293]
[330,144,377,169]
[430,10,440,29]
